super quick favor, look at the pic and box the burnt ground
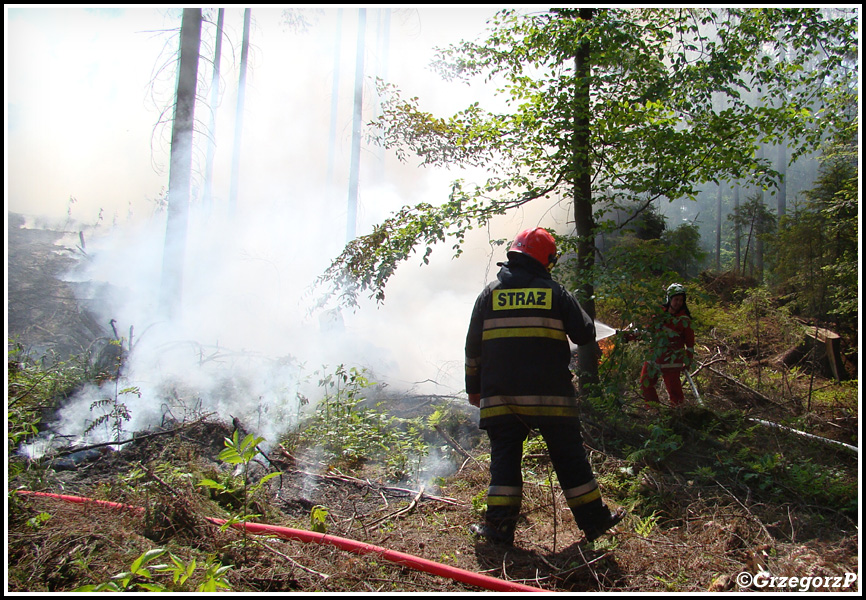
[6,217,861,593]
[6,213,118,370]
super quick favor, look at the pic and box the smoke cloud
[9,7,571,461]
[30,169,568,453]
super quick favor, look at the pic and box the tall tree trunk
[755,147,764,282]
[373,8,391,183]
[743,196,757,278]
[572,8,598,388]
[326,8,343,186]
[777,142,787,221]
[346,8,366,242]
[733,182,741,274]
[160,8,202,319]
[715,184,723,270]
[201,8,224,214]
[228,8,251,215]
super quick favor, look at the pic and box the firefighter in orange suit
[465,227,624,545]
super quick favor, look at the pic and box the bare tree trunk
[715,184,723,270]
[777,142,787,221]
[755,215,763,281]
[346,8,366,242]
[201,8,224,214]
[373,8,391,183]
[755,147,764,282]
[228,8,251,215]
[160,8,202,319]
[733,183,741,274]
[326,8,344,187]
[742,200,756,277]
[572,8,599,388]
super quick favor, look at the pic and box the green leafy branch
[199,431,281,549]
[312,174,562,309]
[73,548,232,592]
[74,548,169,592]
[294,366,429,480]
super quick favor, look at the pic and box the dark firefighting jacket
[464,253,596,429]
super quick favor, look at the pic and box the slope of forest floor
[5,221,861,594]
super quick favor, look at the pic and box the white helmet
[665,283,687,304]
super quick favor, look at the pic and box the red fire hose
[16,490,547,593]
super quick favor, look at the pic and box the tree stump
[776,325,847,381]
[807,326,845,381]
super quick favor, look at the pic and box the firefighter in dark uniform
[465,227,624,545]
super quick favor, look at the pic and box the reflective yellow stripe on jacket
[479,395,581,420]
[481,316,567,342]
[465,355,481,378]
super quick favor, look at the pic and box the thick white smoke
[11,7,570,465]
[28,169,569,454]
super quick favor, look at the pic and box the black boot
[469,522,515,546]
[582,507,626,542]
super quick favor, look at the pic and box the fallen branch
[44,414,216,459]
[685,372,703,406]
[290,469,465,506]
[367,487,424,527]
[706,367,787,410]
[138,461,181,497]
[575,537,602,588]
[261,541,330,579]
[380,484,464,506]
[433,424,471,460]
[714,480,773,542]
[433,424,485,471]
[539,551,612,580]
[690,356,727,378]
[748,418,858,454]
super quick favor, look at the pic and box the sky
[6,6,571,455]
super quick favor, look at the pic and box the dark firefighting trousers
[484,419,611,535]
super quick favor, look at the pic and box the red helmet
[508,227,558,267]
